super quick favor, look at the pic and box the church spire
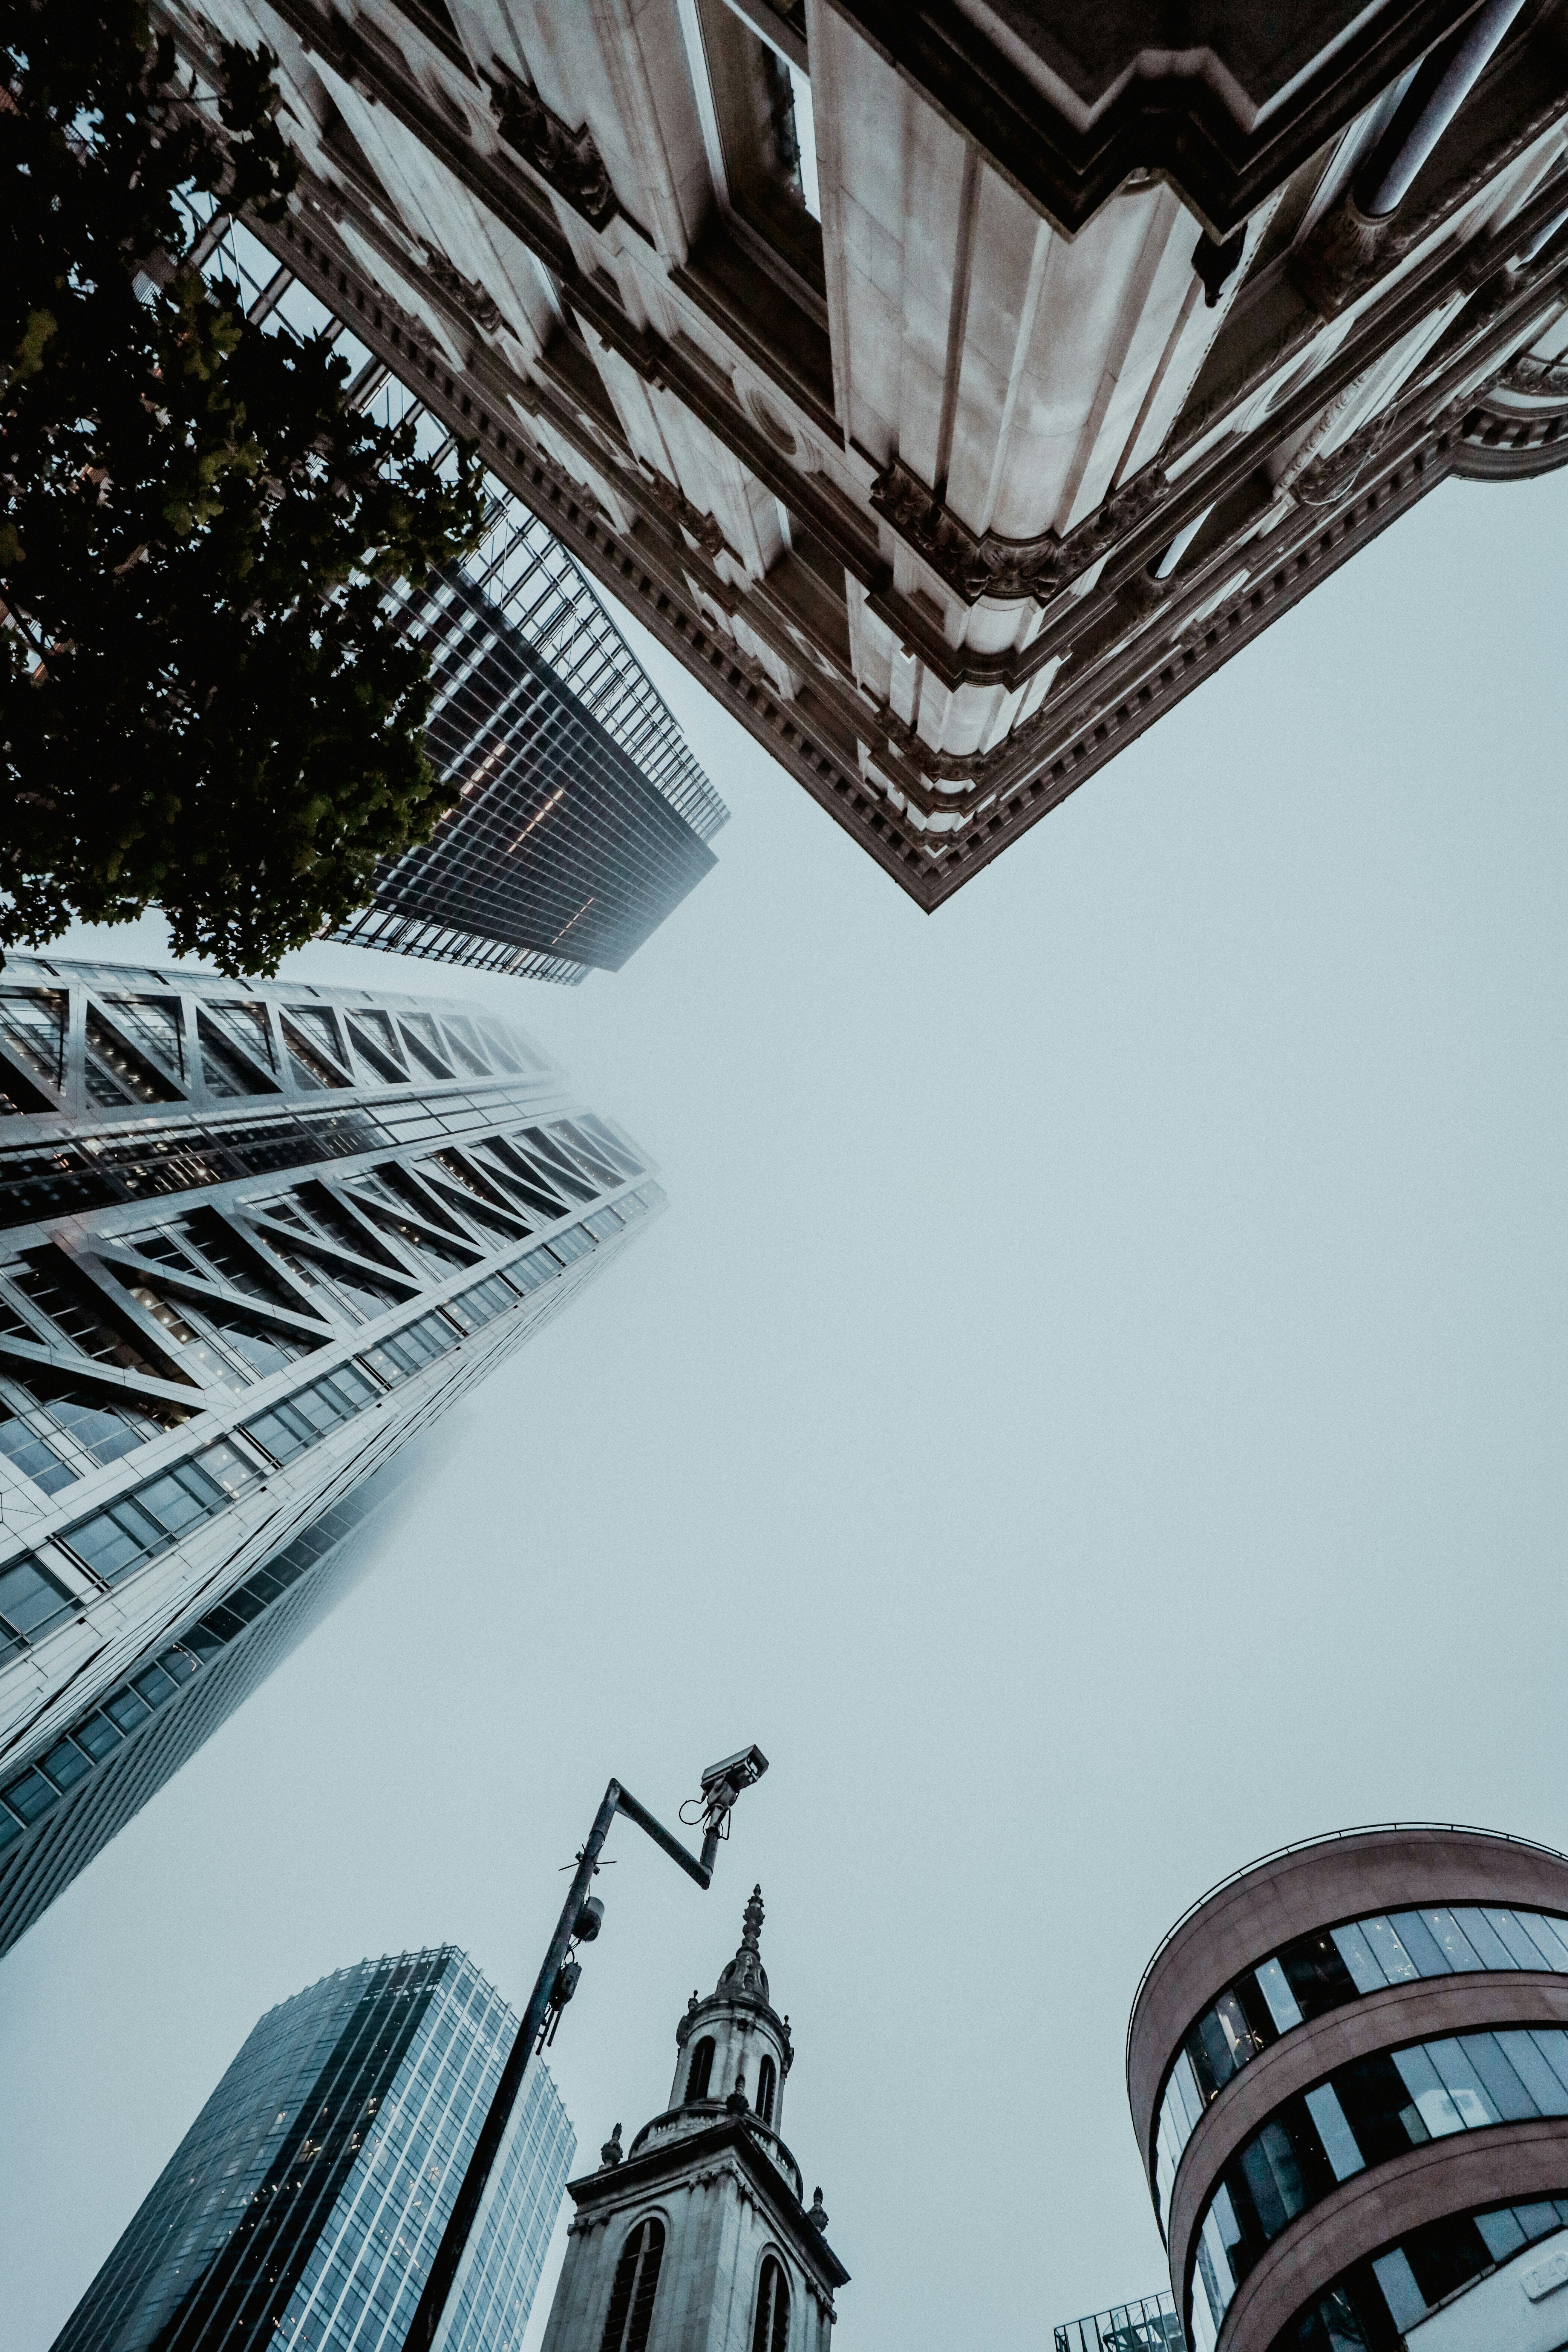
[716,1884,769,2002]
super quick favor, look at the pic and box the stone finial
[808,2187,829,2233]
[600,2123,623,2168]
[741,1884,764,1951]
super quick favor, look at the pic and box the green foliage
[1,0,487,975]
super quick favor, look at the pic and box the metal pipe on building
[1150,504,1214,581]
[1358,0,1529,217]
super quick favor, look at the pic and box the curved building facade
[1127,1827,1568,2352]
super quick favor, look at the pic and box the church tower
[537,1888,847,2352]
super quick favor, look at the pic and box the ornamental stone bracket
[869,458,1168,605]
[418,243,502,332]
[484,66,618,232]
[636,466,727,558]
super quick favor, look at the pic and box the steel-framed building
[51,1946,573,2352]
[183,210,727,985]
[0,953,662,1954]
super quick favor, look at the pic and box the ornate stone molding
[419,243,502,332]
[637,467,726,557]
[870,458,1167,606]
[1502,351,1568,397]
[485,68,617,231]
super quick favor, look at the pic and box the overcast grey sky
[4,463,1568,2352]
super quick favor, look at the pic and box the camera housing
[700,1745,769,1799]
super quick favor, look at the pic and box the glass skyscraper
[184,210,728,985]
[0,952,663,1954]
[51,1945,573,2352]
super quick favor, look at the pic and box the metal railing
[1055,2291,1185,2352]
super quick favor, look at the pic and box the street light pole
[407,1746,769,2352]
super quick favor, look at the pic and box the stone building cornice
[818,1,1504,241]
[564,2116,850,2294]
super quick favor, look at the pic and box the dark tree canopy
[1,0,487,975]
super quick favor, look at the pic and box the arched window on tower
[756,2055,777,2125]
[685,2037,715,2102]
[598,2216,666,2352]
[751,2256,790,2352]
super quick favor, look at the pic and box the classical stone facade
[158,1,1568,905]
[537,1888,847,2352]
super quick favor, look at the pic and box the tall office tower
[181,212,728,986]
[0,954,662,1955]
[156,1,1568,910]
[51,1945,574,2352]
[1129,1824,1568,2352]
[534,1886,848,2352]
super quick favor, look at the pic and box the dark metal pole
[406,1778,716,2352]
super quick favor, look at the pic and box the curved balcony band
[1151,1902,1568,2223]
[1126,1828,1568,2352]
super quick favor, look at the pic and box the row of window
[1269,2196,1568,2352]
[1154,1902,1568,2218]
[0,1493,373,1856]
[0,1375,184,1497]
[1192,2027,1568,2346]
[596,2216,790,2352]
[0,1199,652,1840]
[0,1126,640,1437]
[0,1083,544,1225]
[0,1204,648,1619]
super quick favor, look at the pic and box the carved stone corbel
[870,459,1167,606]
[485,67,617,231]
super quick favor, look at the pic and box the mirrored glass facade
[1154,1903,1568,2222]
[1272,2198,1568,2352]
[1128,1828,1568,2352]
[50,1945,574,2352]
[184,211,727,984]
[1191,2029,1568,2348]
[0,956,662,1953]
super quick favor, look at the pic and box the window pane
[1527,2031,1568,2102]
[135,1472,208,1535]
[1476,2207,1528,2260]
[1424,2038,1499,2126]
[1172,2051,1204,2131]
[5,1769,58,1824]
[0,1555,74,1638]
[191,1442,259,1499]
[1524,1914,1568,1971]
[1362,1917,1418,1983]
[1329,1922,1385,1994]
[1453,1906,1515,1971]
[1482,1908,1558,1968]
[103,1687,152,1732]
[1387,1912,1450,1977]
[1498,2032,1568,2115]
[38,1739,91,1792]
[1419,1909,1484,1970]
[1256,1957,1305,2030]
[1390,2045,1464,2137]
[1304,2083,1365,2182]
[1371,2250,1426,2332]
[72,1711,121,1760]
[1462,2032,1539,2122]
[131,1663,177,1709]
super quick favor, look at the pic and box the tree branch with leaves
[2,0,487,974]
